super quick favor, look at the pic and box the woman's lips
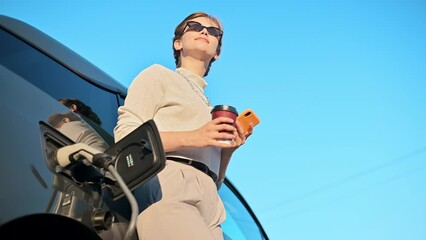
[195,37,209,43]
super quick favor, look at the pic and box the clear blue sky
[2,0,426,239]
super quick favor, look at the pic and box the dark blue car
[0,15,268,240]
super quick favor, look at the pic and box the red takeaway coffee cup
[211,105,238,145]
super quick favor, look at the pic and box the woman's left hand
[222,121,253,154]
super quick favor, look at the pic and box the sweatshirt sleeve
[113,64,167,142]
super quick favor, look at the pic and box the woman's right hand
[159,117,238,151]
[189,117,237,148]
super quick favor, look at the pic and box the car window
[0,28,118,142]
[219,183,266,240]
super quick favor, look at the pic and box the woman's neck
[180,57,208,77]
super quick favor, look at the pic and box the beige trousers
[136,160,226,240]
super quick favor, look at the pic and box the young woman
[114,11,253,240]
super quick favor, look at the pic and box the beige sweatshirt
[114,64,221,175]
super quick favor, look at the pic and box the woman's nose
[200,28,208,35]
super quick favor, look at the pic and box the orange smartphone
[237,109,260,134]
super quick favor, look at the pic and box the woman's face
[174,17,221,63]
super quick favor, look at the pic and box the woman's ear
[174,39,182,51]
[213,53,219,60]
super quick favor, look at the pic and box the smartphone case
[237,109,260,134]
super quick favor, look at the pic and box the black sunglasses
[185,21,223,37]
